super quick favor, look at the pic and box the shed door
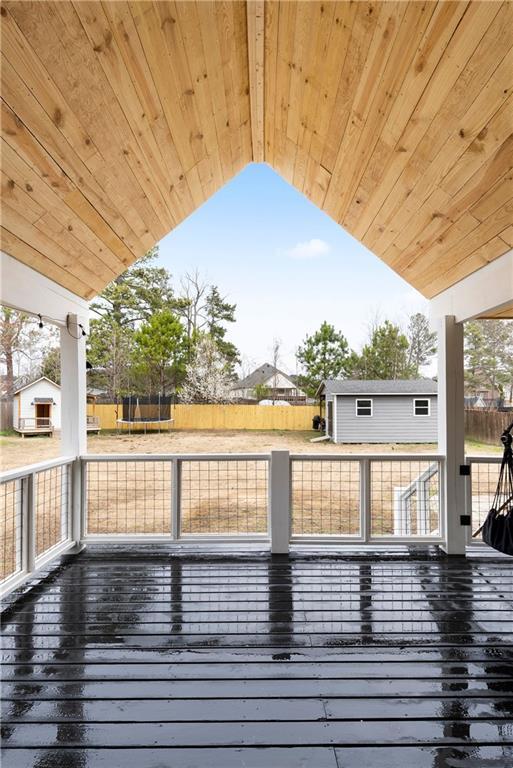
[327,401,333,437]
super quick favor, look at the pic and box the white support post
[24,473,36,573]
[360,458,371,542]
[60,315,87,456]
[437,316,466,555]
[269,450,290,554]
[60,314,87,548]
[171,458,181,539]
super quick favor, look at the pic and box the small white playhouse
[12,377,61,436]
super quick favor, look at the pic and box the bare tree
[270,337,282,404]
[0,308,56,395]
[175,270,209,341]
[238,355,257,380]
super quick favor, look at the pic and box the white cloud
[283,238,331,260]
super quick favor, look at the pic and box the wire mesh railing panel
[370,460,441,538]
[35,464,71,557]
[291,460,360,536]
[86,461,172,535]
[0,479,23,582]
[180,460,268,535]
[469,460,501,541]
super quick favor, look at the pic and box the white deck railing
[0,456,76,595]
[465,454,503,543]
[1,450,502,597]
[289,454,444,544]
[16,417,53,431]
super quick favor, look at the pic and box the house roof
[233,364,297,391]
[13,376,60,396]
[1,2,511,313]
[318,379,438,397]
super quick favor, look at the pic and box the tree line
[1,248,512,405]
[296,314,438,397]
[86,248,238,402]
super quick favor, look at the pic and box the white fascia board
[330,392,437,397]
[0,251,89,330]
[429,249,513,324]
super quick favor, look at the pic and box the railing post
[24,473,36,573]
[360,458,371,542]
[269,450,290,554]
[71,458,84,549]
[463,458,473,545]
[437,315,466,554]
[171,458,181,539]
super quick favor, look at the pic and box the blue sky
[158,164,429,374]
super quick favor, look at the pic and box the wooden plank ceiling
[1,0,512,311]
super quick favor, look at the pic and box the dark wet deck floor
[1,547,513,767]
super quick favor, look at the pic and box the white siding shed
[12,377,61,434]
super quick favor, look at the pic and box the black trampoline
[116,395,174,434]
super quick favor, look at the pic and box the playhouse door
[36,403,51,425]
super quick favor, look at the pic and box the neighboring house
[464,395,486,409]
[12,377,61,436]
[232,363,307,402]
[317,379,438,444]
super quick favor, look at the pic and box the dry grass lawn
[0,428,500,473]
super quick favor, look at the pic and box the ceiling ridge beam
[247,0,265,163]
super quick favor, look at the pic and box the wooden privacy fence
[87,403,319,432]
[0,400,13,431]
[464,408,513,445]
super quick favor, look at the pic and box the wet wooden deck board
[1,549,513,767]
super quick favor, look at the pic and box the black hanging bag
[474,421,513,556]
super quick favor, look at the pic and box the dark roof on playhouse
[318,379,438,397]
[233,364,297,391]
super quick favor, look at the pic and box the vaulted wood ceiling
[1,1,512,308]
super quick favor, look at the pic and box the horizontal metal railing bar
[82,453,270,463]
[33,539,76,570]
[290,454,445,462]
[0,569,29,596]
[0,539,75,599]
[291,537,445,545]
[466,455,502,464]
[83,535,173,542]
[0,456,76,483]
[6,453,500,483]
[178,536,270,544]
[82,536,270,545]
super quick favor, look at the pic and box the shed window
[414,398,430,416]
[356,398,373,417]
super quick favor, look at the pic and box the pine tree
[356,320,413,379]
[132,310,187,395]
[296,322,354,396]
[407,313,437,376]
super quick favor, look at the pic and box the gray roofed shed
[318,379,438,396]
[318,379,438,444]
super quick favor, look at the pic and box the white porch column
[269,450,291,554]
[60,315,87,546]
[437,316,466,555]
[60,315,87,456]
